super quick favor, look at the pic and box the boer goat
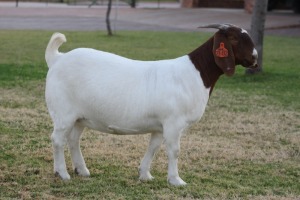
[45,24,258,186]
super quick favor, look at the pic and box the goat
[45,24,258,186]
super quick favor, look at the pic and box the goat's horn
[198,24,231,30]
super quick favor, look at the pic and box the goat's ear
[213,32,235,76]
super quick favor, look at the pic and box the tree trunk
[129,0,136,8]
[106,0,113,36]
[246,0,268,74]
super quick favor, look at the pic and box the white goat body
[45,33,209,186]
[46,46,209,135]
[45,26,258,186]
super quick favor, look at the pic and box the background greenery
[0,30,299,199]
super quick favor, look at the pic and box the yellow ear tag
[215,42,228,58]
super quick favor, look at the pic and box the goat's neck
[188,37,224,95]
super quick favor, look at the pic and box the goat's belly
[78,117,163,135]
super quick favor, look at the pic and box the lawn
[0,30,299,199]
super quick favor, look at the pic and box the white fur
[241,28,248,34]
[45,33,210,186]
[252,48,258,67]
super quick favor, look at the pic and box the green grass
[0,30,299,199]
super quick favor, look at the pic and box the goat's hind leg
[139,132,163,181]
[51,124,73,180]
[67,122,90,177]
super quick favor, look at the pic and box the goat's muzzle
[249,63,259,69]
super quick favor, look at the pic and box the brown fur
[188,27,257,95]
[188,36,223,95]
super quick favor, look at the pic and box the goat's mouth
[241,60,258,69]
[248,63,258,69]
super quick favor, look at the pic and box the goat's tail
[45,32,66,67]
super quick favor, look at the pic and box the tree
[106,0,113,36]
[246,0,268,74]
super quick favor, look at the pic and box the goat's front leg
[164,124,187,186]
[139,132,163,181]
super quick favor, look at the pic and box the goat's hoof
[168,176,187,186]
[74,167,90,177]
[139,171,154,181]
[55,171,71,180]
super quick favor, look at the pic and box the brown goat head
[199,24,258,76]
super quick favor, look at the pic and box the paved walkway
[0,1,299,36]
